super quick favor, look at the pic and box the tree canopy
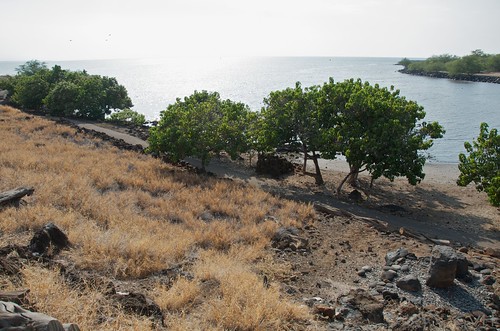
[108,108,146,126]
[148,90,253,170]
[260,82,326,184]
[256,78,444,192]
[0,60,133,120]
[457,123,500,206]
[319,78,444,193]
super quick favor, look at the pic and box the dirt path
[77,121,499,249]
[67,119,149,148]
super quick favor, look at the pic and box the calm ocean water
[1,57,499,163]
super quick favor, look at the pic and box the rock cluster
[308,244,499,329]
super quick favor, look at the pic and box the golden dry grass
[0,106,313,329]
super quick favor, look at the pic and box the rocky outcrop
[399,68,500,84]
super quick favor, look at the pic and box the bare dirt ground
[77,120,499,329]
[187,154,500,250]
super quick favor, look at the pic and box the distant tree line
[399,50,500,76]
[0,60,133,120]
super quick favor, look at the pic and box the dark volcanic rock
[29,222,70,255]
[339,289,385,323]
[348,189,363,202]
[271,227,308,251]
[385,248,409,265]
[396,275,422,292]
[426,245,469,288]
[255,154,294,177]
[111,292,163,321]
[381,270,398,282]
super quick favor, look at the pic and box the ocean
[1,57,499,163]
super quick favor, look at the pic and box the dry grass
[21,265,153,330]
[0,106,314,329]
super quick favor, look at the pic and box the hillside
[0,106,498,330]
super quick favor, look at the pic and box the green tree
[260,82,326,184]
[11,73,50,110]
[447,55,482,76]
[322,79,444,194]
[397,58,412,69]
[15,60,47,76]
[487,54,500,72]
[43,81,81,116]
[0,75,17,98]
[2,61,132,119]
[457,123,500,206]
[148,91,252,171]
[46,71,132,120]
[108,108,146,126]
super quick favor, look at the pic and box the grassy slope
[0,106,313,330]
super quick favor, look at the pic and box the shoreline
[398,68,500,84]
[309,158,460,185]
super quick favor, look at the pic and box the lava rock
[271,227,308,251]
[481,275,496,285]
[426,245,468,288]
[385,248,409,265]
[381,270,398,282]
[339,289,384,323]
[348,189,363,202]
[396,275,422,292]
[28,223,70,255]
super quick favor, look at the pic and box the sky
[1,0,499,61]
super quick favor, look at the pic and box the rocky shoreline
[398,69,500,84]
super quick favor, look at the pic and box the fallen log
[0,301,80,330]
[399,227,451,246]
[0,187,34,207]
[313,202,389,231]
[0,290,29,305]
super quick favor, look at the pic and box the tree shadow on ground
[163,156,499,249]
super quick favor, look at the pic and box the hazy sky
[1,0,499,61]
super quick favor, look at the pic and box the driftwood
[0,187,34,207]
[0,301,80,331]
[313,202,389,232]
[399,227,451,246]
[0,290,29,305]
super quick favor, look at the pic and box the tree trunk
[200,154,207,173]
[302,144,308,174]
[336,171,352,195]
[311,151,324,185]
[347,165,359,187]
